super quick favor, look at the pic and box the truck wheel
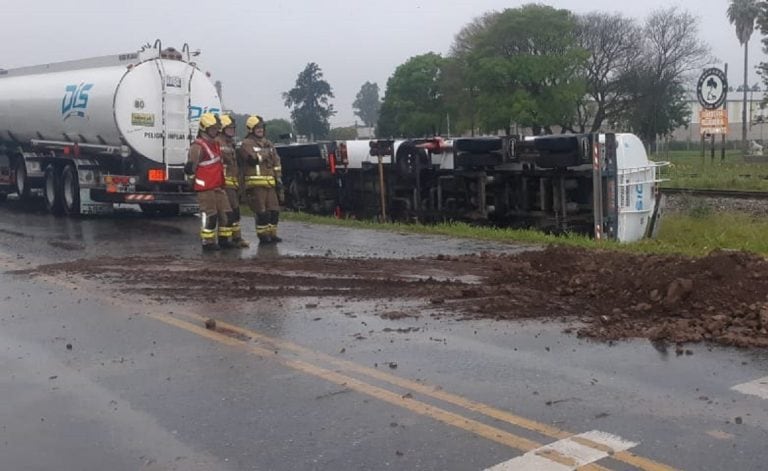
[14,158,31,200]
[62,165,81,216]
[44,165,64,216]
[0,193,7,202]
[395,145,428,178]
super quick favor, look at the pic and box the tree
[439,58,477,135]
[329,126,358,140]
[283,63,336,140]
[728,0,760,150]
[463,4,589,135]
[621,8,710,147]
[378,53,446,137]
[573,12,642,133]
[264,118,293,143]
[352,82,381,127]
[227,114,292,142]
[443,11,501,135]
[449,11,500,58]
[621,69,691,148]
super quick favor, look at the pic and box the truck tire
[43,165,64,216]
[0,193,7,202]
[61,164,80,216]
[395,145,428,178]
[14,158,31,200]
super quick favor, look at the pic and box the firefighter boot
[230,208,250,248]
[256,212,272,244]
[218,211,236,248]
[269,210,282,243]
[201,213,220,251]
[231,223,250,248]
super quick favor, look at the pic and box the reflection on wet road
[0,201,767,470]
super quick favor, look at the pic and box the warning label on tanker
[131,112,155,127]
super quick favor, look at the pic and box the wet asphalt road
[1,199,767,471]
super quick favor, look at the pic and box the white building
[670,89,768,143]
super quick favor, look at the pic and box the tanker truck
[276,133,668,242]
[0,41,221,215]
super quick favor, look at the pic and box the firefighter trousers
[197,188,231,247]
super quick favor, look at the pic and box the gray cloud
[1,0,761,127]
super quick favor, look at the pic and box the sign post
[696,67,729,162]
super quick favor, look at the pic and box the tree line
[378,5,711,148]
[245,2,768,148]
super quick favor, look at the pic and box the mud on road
[23,246,768,348]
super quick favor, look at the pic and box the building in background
[670,87,768,144]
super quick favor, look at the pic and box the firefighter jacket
[187,137,224,192]
[215,134,240,189]
[238,135,282,189]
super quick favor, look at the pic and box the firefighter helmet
[220,114,235,129]
[246,115,264,131]
[199,112,219,131]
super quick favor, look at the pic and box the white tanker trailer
[0,41,221,215]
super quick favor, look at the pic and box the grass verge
[282,210,768,257]
[657,150,768,191]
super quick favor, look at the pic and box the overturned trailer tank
[275,133,667,242]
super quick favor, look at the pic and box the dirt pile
[444,247,768,348]
[23,246,768,348]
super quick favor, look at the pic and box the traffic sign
[696,68,728,110]
[700,109,728,135]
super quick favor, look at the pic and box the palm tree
[727,0,760,151]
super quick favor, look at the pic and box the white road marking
[487,453,572,471]
[485,430,638,471]
[731,376,768,399]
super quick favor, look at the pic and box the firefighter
[215,114,249,248]
[184,112,231,251]
[238,115,283,244]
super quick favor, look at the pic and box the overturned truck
[276,133,666,242]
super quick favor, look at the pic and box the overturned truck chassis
[277,133,662,241]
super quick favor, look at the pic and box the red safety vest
[193,138,224,192]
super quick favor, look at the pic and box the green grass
[656,150,768,191]
[282,210,768,257]
[285,210,595,247]
[638,212,768,256]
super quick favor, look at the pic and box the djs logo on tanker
[188,105,221,121]
[61,82,93,120]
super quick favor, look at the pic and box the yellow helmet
[246,115,264,131]
[220,114,235,129]
[199,112,219,131]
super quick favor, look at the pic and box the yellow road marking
[0,257,676,471]
[149,312,612,471]
[571,436,615,454]
[611,452,676,471]
[176,311,677,471]
[150,314,536,450]
[536,448,578,467]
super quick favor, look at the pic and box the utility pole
[722,63,727,162]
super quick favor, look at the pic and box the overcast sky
[2,0,764,127]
